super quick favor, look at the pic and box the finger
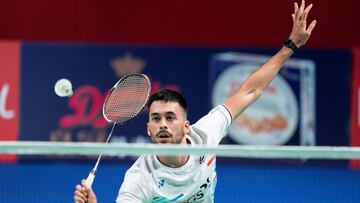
[294,2,299,19]
[75,185,88,197]
[303,3,313,22]
[298,0,305,19]
[292,14,295,24]
[300,0,305,12]
[82,179,90,190]
[76,185,87,193]
[74,195,85,203]
[306,20,317,34]
[294,2,299,14]
[82,179,94,195]
[75,190,88,200]
[304,3,313,14]
[74,192,86,203]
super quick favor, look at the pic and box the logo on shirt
[152,194,184,202]
[184,177,211,203]
[152,177,213,203]
[158,179,165,188]
[199,156,205,164]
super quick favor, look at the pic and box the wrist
[283,39,299,53]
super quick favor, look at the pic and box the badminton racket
[85,73,151,187]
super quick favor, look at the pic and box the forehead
[149,101,183,115]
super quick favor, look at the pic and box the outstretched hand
[74,179,98,203]
[288,0,317,47]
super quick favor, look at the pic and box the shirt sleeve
[191,105,232,146]
[116,167,149,203]
[116,181,146,203]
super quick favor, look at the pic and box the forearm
[223,46,293,119]
[241,46,293,94]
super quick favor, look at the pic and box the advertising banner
[0,41,20,162]
[9,42,352,166]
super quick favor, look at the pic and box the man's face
[147,101,190,144]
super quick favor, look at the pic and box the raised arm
[223,0,317,119]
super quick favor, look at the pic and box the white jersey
[116,105,232,203]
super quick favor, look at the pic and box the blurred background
[0,0,359,202]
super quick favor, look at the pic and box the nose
[159,119,168,130]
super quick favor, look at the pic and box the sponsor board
[0,41,20,162]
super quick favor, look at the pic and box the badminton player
[74,1,316,202]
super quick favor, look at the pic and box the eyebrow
[150,112,177,117]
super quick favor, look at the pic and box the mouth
[156,131,172,139]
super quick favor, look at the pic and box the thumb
[81,179,96,198]
[306,19,317,34]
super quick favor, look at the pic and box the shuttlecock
[54,78,73,97]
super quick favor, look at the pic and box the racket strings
[104,75,150,123]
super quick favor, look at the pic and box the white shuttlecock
[54,78,73,97]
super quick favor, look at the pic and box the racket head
[103,73,151,124]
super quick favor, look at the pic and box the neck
[157,136,189,168]
[157,154,189,168]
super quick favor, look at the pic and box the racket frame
[102,73,151,125]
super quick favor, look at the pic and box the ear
[184,120,191,134]
[147,122,151,136]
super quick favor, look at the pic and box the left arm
[224,0,317,119]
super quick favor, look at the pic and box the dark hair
[147,89,188,116]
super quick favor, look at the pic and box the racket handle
[85,170,96,187]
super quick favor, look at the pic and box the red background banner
[0,41,20,162]
[0,0,359,48]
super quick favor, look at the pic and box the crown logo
[110,52,146,78]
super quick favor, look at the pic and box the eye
[151,116,160,122]
[166,115,175,121]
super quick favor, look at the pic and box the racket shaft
[83,125,114,187]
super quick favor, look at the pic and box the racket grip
[85,170,95,187]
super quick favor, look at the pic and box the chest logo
[158,179,165,188]
[199,156,205,164]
